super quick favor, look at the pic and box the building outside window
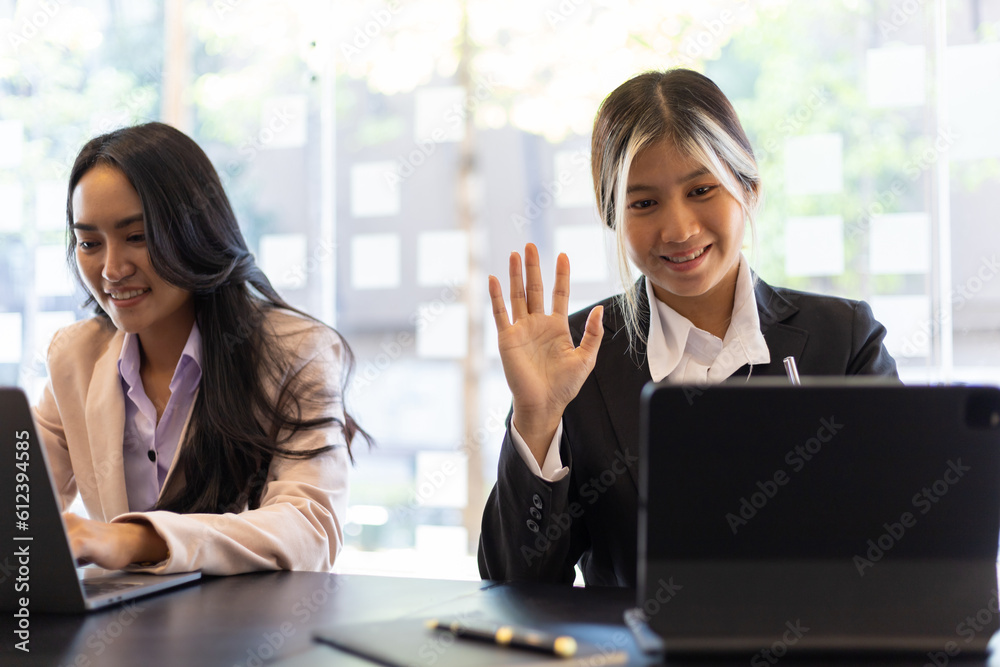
[1,0,998,580]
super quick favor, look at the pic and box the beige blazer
[34,309,350,575]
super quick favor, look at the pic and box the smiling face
[71,164,195,343]
[623,138,746,325]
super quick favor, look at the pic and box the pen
[426,618,578,657]
[783,356,801,385]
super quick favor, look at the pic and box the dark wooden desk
[0,573,486,666]
[2,573,997,666]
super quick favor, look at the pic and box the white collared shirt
[511,253,770,481]
[646,253,770,383]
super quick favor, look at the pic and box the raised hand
[489,243,604,466]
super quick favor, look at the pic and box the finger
[551,253,571,316]
[488,275,511,333]
[523,243,545,314]
[578,305,605,363]
[508,251,527,320]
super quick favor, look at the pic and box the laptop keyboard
[82,580,142,597]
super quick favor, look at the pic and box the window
[3,0,998,580]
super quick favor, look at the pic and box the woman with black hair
[36,122,367,574]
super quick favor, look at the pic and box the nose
[659,199,702,244]
[101,241,137,283]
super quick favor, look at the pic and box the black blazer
[478,278,898,586]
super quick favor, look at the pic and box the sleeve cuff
[509,414,569,482]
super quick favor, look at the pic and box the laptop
[0,386,200,613]
[629,380,1000,657]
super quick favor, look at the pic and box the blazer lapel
[157,389,198,501]
[592,281,650,491]
[84,332,131,520]
[740,279,809,376]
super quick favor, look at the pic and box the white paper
[35,245,76,296]
[947,44,1000,160]
[416,302,468,359]
[415,451,468,509]
[259,233,308,289]
[784,133,843,195]
[350,233,401,289]
[36,180,67,231]
[784,215,844,277]
[0,121,23,169]
[0,183,23,232]
[554,224,609,283]
[553,149,593,209]
[869,212,930,274]
[350,161,401,218]
[417,230,468,287]
[0,312,23,364]
[866,46,925,108]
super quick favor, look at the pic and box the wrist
[511,408,562,463]
[123,521,169,565]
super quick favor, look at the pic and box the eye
[127,233,146,244]
[630,199,656,209]
[689,185,715,197]
[77,240,99,251]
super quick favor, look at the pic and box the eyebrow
[626,167,711,194]
[70,214,144,232]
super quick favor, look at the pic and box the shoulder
[756,280,896,376]
[44,317,122,398]
[765,282,860,307]
[262,307,346,368]
[756,279,880,327]
[47,316,119,366]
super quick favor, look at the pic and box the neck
[137,306,196,376]
[652,261,740,339]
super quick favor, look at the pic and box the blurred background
[1,0,998,581]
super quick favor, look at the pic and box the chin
[659,275,713,294]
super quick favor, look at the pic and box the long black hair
[66,121,369,513]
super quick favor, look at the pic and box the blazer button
[147,450,156,462]
[530,507,541,520]
[532,494,543,509]
[526,519,539,533]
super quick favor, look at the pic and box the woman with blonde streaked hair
[479,68,898,586]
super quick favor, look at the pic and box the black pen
[426,618,578,657]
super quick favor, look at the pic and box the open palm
[490,244,604,461]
